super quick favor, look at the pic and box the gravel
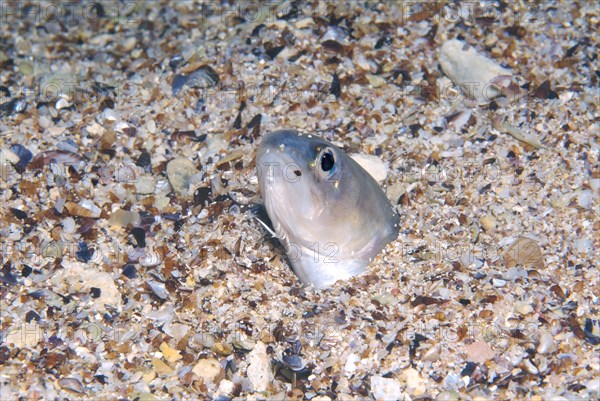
[0,1,597,400]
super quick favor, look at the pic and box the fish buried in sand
[256,129,400,289]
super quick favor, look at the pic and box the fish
[256,129,399,289]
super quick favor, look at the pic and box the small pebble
[102,108,118,121]
[217,379,234,396]
[9,207,27,220]
[443,372,461,390]
[538,331,557,354]
[51,261,119,312]
[122,36,137,52]
[493,278,507,287]
[47,126,66,136]
[479,215,497,231]
[370,376,404,400]
[166,157,198,196]
[506,344,525,366]
[573,237,593,252]
[58,378,84,394]
[0,148,19,164]
[465,340,495,364]
[246,342,271,391]
[513,301,534,315]
[294,17,314,29]
[38,115,51,129]
[522,358,539,375]
[577,190,592,209]
[131,227,146,248]
[152,357,174,375]
[146,119,157,134]
[192,358,223,384]
[55,98,71,110]
[136,151,152,170]
[122,264,137,279]
[504,266,527,281]
[159,342,182,363]
[108,209,140,228]
[135,176,155,194]
[344,353,360,374]
[56,139,79,153]
[147,280,169,299]
[25,310,40,323]
[366,74,386,88]
[10,144,33,170]
[75,241,92,262]
[402,367,426,396]
[503,237,545,269]
[422,344,441,362]
[473,271,486,279]
[162,322,189,341]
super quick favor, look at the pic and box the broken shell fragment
[439,39,514,103]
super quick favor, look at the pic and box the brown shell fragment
[503,237,545,270]
[29,150,84,170]
[568,315,587,340]
[64,201,102,218]
[0,2,596,400]
[58,378,85,394]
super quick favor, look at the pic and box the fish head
[256,129,399,288]
[256,130,353,244]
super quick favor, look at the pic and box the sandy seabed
[0,1,598,400]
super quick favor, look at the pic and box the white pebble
[350,153,389,184]
[217,379,234,395]
[61,217,76,234]
[0,148,20,164]
[505,266,527,281]
[577,189,592,209]
[370,376,404,400]
[246,342,272,392]
[493,278,507,287]
[344,353,360,374]
[166,157,198,196]
[55,97,71,110]
[102,108,118,122]
[573,238,593,252]
[538,331,556,354]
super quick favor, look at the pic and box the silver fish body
[256,129,399,289]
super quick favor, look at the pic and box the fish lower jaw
[288,249,368,290]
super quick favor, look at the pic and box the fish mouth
[256,144,321,249]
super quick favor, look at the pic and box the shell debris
[0,1,597,400]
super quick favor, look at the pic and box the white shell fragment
[65,200,102,218]
[1,2,597,400]
[370,376,404,400]
[50,261,120,312]
[58,378,85,394]
[349,153,389,184]
[439,39,512,103]
[246,342,272,392]
[538,331,557,355]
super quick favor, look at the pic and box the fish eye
[320,149,335,172]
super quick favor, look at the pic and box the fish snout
[256,150,306,191]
